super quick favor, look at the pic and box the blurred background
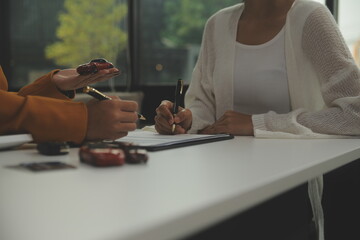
[0,0,358,124]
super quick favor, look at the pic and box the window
[8,0,128,90]
[137,0,327,86]
[138,0,241,86]
[338,0,360,66]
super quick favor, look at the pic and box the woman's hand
[200,110,254,136]
[85,96,138,141]
[52,68,120,91]
[154,100,192,134]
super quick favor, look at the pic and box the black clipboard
[116,131,234,151]
[143,134,234,151]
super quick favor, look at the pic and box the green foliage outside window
[162,0,241,48]
[45,0,127,67]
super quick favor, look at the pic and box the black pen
[172,79,184,133]
[82,86,146,120]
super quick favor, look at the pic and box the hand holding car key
[76,58,115,75]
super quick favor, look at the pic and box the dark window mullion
[326,0,339,21]
[0,0,11,79]
[127,0,141,91]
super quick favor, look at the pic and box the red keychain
[79,142,148,167]
[76,58,114,75]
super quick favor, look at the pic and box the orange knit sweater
[0,67,87,143]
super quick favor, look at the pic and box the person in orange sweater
[0,66,138,143]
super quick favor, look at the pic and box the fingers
[118,100,138,112]
[99,122,137,141]
[174,108,192,133]
[154,118,187,135]
[104,100,138,122]
[85,99,139,141]
[173,108,189,123]
[101,98,138,113]
[88,68,121,84]
[155,109,192,135]
[154,115,173,134]
[154,100,193,135]
[199,123,228,135]
[98,68,121,75]
[114,122,137,132]
[199,125,214,135]
[111,110,138,123]
[173,124,187,134]
[156,100,174,124]
[155,100,174,133]
[159,100,173,108]
[53,68,121,91]
[72,68,121,89]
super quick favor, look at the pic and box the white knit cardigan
[186,0,360,137]
[185,1,360,239]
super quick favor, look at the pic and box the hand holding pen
[85,94,138,140]
[172,79,184,133]
[154,79,192,135]
[82,86,146,120]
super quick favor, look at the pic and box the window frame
[0,0,11,82]
[326,0,338,21]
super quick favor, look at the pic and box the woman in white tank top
[154,0,360,139]
[154,2,360,240]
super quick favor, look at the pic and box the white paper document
[0,134,33,150]
[115,129,233,151]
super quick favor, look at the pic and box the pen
[82,86,146,121]
[172,79,184,133]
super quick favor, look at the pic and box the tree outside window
[45,0,127,68]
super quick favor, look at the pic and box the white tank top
[233,27,290,114]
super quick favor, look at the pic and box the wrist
[52,70,65,90]
[52,70,75,98]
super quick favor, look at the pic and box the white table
[1,137,360,240]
